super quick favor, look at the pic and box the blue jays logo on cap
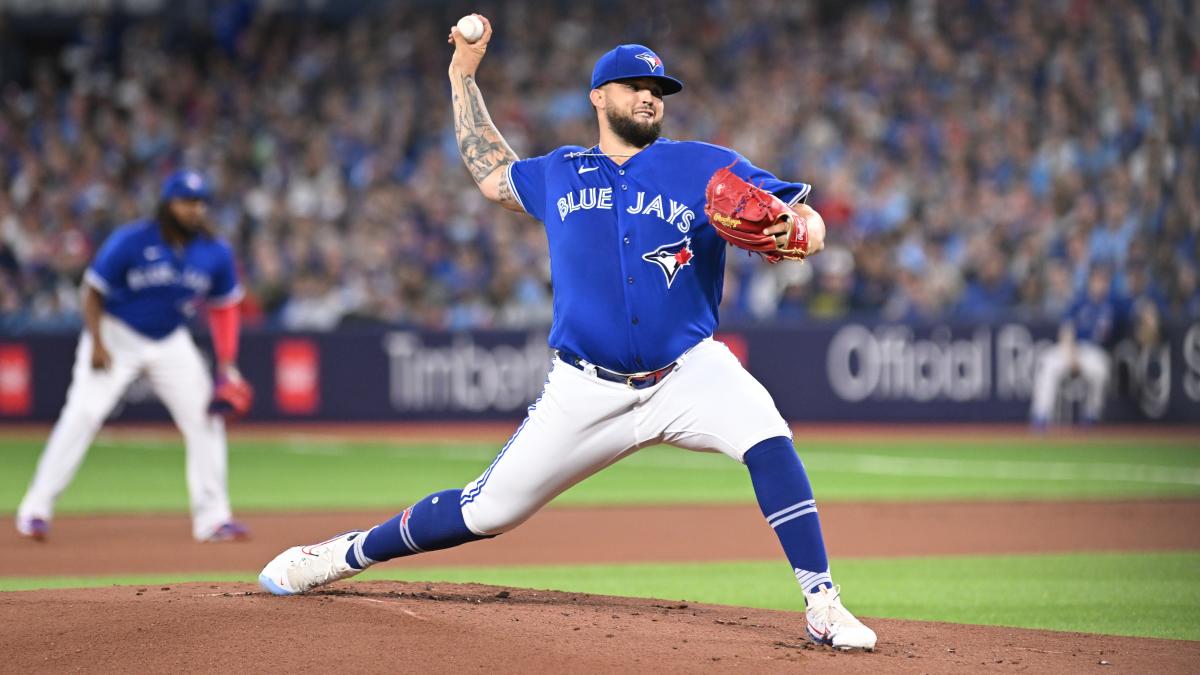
[160,169,213,202]
[591,44,683,95]
[642,237,694,288]
[634,52,662,72]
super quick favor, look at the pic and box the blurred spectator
[1030,265,1118,428]
[1170,262,1200,320]
[955,255,1017,322]
[1111,297,1170,419]
[807,246,855,320]
[0,1,1195,331]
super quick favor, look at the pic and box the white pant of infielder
[17,315,234,541]
[1030,341,1110,423]
[459,337,790,536]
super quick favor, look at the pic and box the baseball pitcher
[16,170,253,543]
[260,16,875,651]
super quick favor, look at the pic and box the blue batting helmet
[160,169,213,202]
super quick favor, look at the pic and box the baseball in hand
[457,15,484,43]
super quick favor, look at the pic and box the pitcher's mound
[3,581,1197,673]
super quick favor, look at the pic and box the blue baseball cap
[160,169,213,202]
[591,44,683,95]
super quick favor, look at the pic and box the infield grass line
[2,436,1199,514]
[262,442,1200,486]
[801,452,1200,486]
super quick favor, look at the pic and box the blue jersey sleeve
[729,154,812,206]
[507,156,551,221]
[207,240,244,306]
[85,227,137,295]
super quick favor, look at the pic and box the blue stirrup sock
[347,489,486,569]
[744,437,833,593]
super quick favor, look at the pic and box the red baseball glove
[209,372,254,418]
[704,164,810,263]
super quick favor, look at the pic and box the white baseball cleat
[804,585,877,651]
[259,530,366,595]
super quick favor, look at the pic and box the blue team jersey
[1066,294,1115,345]
[83,219,243,339]
[508,138,810,372]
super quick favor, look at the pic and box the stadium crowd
[0,0,1196,337]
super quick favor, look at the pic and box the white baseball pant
[17,315,233,541]
[1030,341,1111,422]
[459,337,791,535]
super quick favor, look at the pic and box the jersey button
[619,170,625,175]
[621,185,628,190]
[623,236,630,245]
[627,276,634,284]
[632,317,639,325]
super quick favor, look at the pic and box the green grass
[3,429,1196,641]
[1,434,1198,514]
[374,551,1200,640]
[3,552,1197,641]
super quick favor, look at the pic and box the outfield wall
[3,320,1198,423]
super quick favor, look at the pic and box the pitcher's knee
[460,498,537,536]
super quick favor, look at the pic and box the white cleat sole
[258,573,294,596]
[258,546,304,595]
[809,629,876,652]
[833,632,877,652]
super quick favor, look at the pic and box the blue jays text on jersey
[83,219,243,339]
[556,188,697,232]
[508,138,810,373]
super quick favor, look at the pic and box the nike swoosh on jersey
[577,166,598,174]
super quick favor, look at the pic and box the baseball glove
[704,164,809,263]
[209,374,254,418]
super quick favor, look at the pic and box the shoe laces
[290,536,351,583]
[808,585,864,629]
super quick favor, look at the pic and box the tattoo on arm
[451,72,519,207]
[496,173,517,208]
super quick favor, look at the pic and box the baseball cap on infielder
[591,44,684,95]
[160,169,213,202]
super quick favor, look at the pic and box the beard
[156,202,211,240]
[606,107,662,148]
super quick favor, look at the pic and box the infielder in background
[16,170,253,543]
[1030,264,1116,427]
[261,16,876,651]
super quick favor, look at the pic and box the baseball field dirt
[5,582,1197,674]
[3,499,1198,673]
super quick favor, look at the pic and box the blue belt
[556,350,677,390]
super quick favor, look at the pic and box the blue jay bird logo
[642,238,694,289]
[635,52,663,72]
